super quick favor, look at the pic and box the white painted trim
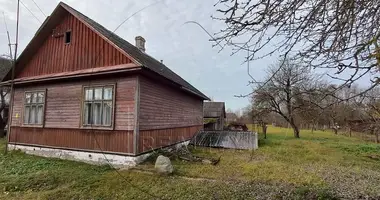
[8,140,190,167]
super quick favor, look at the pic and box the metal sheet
[190,131,257,150]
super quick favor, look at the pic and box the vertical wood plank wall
[10,76,137,154]
[138,76,203,153]
[17,12,132,79]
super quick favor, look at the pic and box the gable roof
[7,2,209,100]
[204,102,226,118]
[0,57,12,81]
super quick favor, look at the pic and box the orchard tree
[253,59,320,138]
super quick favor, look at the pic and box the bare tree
[0,56,11,138]
[251,101,269,139]
[356,88,380,143]
[253,59,320,138]
[213,0,380,94]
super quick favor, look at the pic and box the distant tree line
[229,59,380,141]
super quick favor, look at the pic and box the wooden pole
[5,0,19,154]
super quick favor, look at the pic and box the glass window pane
[31,93,37,103]
[102,101,112,126]
[84,103,91,124]
[92,102,102,125]
[25,93,31,104]
[37,105,43,124]
[37,92,45,103]
[94,88,102,100]
[24,106,30,124]
[103,87,113,100]
[30,105,36,124]
[85,88,93,100]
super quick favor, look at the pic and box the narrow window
[24,91,45,125]
[82,86,114,127]
[65,31,71,44]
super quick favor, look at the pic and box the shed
[203,102,226,131]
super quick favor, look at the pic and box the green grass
[1,127,380,199]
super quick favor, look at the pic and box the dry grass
[142,126,380,199]
[1,126,380,199]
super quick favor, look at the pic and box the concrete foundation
[8,141,189,167]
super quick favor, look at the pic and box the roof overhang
[139,67,210,101]
[0,64,141,86]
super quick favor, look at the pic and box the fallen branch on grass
[152,146,221,165]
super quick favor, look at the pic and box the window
[82,86,114,127]
[24,91,45,125]
[65,31,71,44]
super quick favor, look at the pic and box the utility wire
[113,0,163,33]
[2,11,13,59]
[85,0,165,199]
[20,0,42,23]
[30,0,46,17]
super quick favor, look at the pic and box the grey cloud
[0,0,275,110]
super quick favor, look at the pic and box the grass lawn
[1,127,380,199]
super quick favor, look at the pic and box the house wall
[17,12,132,79]
[138,76,203,154]
[9,76,137,154]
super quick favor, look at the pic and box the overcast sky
[0,0,279,112]
[0,0,372,112]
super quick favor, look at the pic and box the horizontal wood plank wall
[17,12,132,79]
[139,125,203,153]
[11,76,136,130]
[139,77,203,130]
[9,127,134,154]
[138,76,203,153]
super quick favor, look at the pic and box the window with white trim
[24,91,45,125]
[82,86,114,127]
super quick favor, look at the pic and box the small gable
[17,10,133,78]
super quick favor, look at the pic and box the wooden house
[203,102,225,131]
[2,2,209,166]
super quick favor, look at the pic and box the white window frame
[23,90,46,126]
[81,85,115,129]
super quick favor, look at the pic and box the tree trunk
[289,121,300,138]
[349,127,352,137]
[0,118,6,138]
[261,123,267,139]
[333,128,338,135]
[0,129,5,138]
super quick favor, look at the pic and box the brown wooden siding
[11,76,136,131]
[9,127,134,154]
[139,125,203,153]
[139,76,203,130]
[17,12,132,79]
[137,76,203,154]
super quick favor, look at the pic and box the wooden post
[5,0,19,154]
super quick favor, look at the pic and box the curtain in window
[92,102,102,125]
[83,86,114,127]
[24,106,30,124]
[103,101,112,126]
[84,103,91,124]
[30,105,36,124]
[36,105,43,124]
[24,91,45,125]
